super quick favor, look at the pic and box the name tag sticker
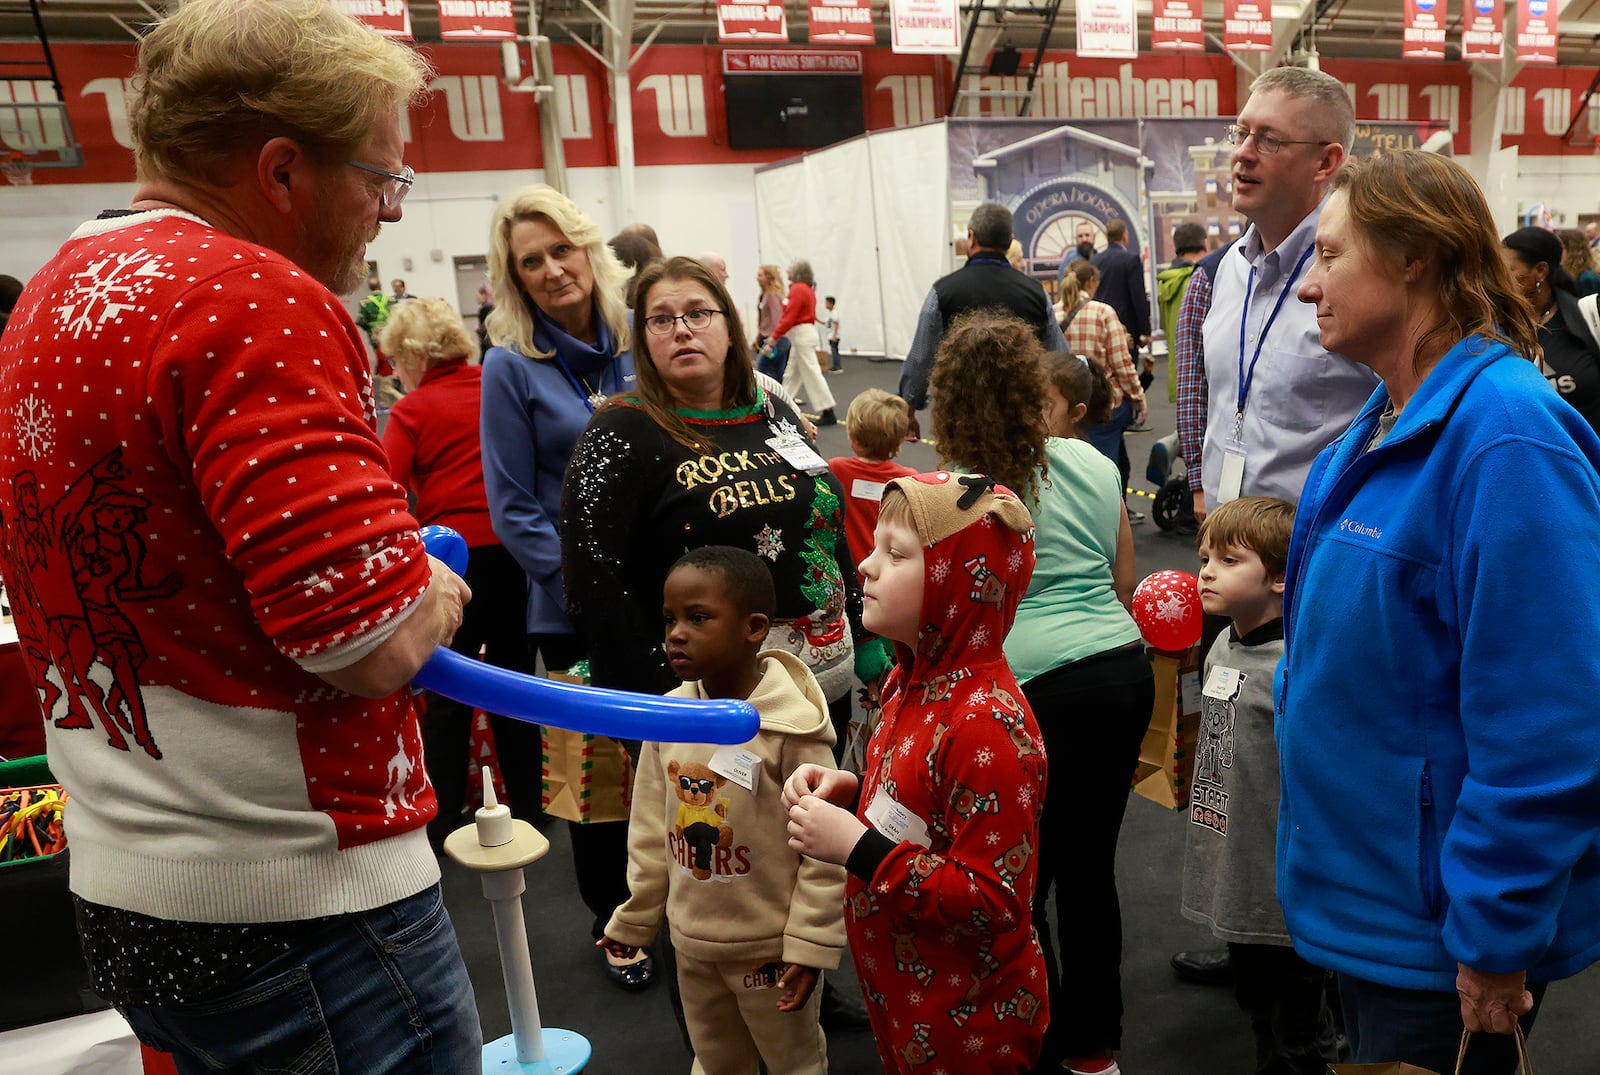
[864,787,932,848]
[769,437,828,474]
[708,745,761,793]
[851,478,887,502]
[1202,666,1243,700]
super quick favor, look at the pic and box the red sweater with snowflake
[0,210,441,923]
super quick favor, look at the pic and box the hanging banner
[1402,0,1447,59]
[1152,0,1206,52]
[718,0,789,42]
[1515,0,1558,64]
[890,0,961,53]
[809,0,875,44]
[1461,0,1505,61]
[333,0,414,39]
[437,0,518,40]
[1076,0,1138,59]
[1222,0,1272,53]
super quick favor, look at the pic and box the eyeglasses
[348,160,415,209]
[643,308,723,336]
[1222,124,1331,155]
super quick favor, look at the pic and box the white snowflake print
[863,955,879,972]
[767,417,804,446]
[968,685,989,705]
[897,738,915,757]
[13,395,56,460]
[970,626,990,648]
[946,973,964,988]
[998,1044,1015,1055]
[1007,549,1022,572]
[754,523,785,562]
[907,991,923,1006]
[964,1035,985,1053]
[931,558,951,582]
[1155,592,1190,623]
[1017,785,1034,807]
[55,247,170,340]
[974,747,994,766]
[985,831,1000,845]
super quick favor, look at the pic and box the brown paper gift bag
[540,668,634,824]
[1328,1025,1534,1075]
[1131,645,1202,810]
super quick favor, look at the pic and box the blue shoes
[604,946,654,991]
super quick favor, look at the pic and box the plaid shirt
[1063,300,1143,410]
[1174,267,1214,492]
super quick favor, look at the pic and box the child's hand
[786,794,867,865]
[776,964,819,1012]
[596,936,639,960]
[782,764,859,810]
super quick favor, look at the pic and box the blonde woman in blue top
[929,312,1151,1075]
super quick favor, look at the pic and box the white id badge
[1218,447,1245,504]
[708,745,761,794]
[863,786,932,848]
[767,435,828,474]
[851,478,887,502]
[1202,666,1243,700]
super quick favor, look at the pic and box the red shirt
[382,360,499,547]
[826,455,916,570]
[770,281,817,340]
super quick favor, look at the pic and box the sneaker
[1127,509,1146,524]
[1064,1052,1121,1074]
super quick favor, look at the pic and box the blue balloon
[413,527,758,744]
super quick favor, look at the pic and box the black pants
[1230,942,1333,1075]
[1023,645,1154,1061]
[1338,973,1547,1075]
[422,544,532,850]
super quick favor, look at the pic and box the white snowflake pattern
[968,685,989,705]
[998,1043,1015,1055]
[55,248,170,341]
[897,738,915,757]
[946,974,965,987]
[862,955,879,972]
[985,831,1000,845]
[768,417,804,446]
[754,523,785,562]
[1007,549,1022,572]
[970,626,990,647]
[974,746,994,766]
[907,991,923,1006]
[931,558,951,582]
[964,1035,986,1053]
[1155,591,1191,623]
[947,603,959,619]
[13,395,55,459]
[1017,785,1034,807]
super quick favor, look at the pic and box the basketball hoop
[1,153,34,187]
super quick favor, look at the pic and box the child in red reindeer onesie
[783,472,1049,1073]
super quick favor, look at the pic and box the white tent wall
[754,121,951,363]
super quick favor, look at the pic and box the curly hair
[930,311,1050,505]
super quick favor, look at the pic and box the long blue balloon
[413,527,758,745]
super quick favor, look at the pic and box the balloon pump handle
[443,767,591,1073]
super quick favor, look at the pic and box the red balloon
[1131,569,1203,651]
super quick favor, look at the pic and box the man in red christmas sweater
[0,1,480,1070]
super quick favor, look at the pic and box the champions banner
[890,0,962,54]
[1075,0,1139,60]
[1151,0,1206,52]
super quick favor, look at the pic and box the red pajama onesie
[846,472,1049,1073]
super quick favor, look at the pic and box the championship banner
[1515,0,1558,64]
[1222,0,1272,53]
[437,0,518,40]
[809,0,875,44]
[890,0,962,54]
[1151,0,1206,52]
[1402,0,1447,59]
[1075,0,1138,60]
[333,0,413,39]
[718,0,789,42]
[1461,0,1505,62]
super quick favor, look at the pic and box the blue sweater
[480,319,633,634]
[1277,334,1600,991]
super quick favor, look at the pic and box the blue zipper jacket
[1277,334,1600,991]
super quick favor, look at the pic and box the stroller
[1145,432,1197,534]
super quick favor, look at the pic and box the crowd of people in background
[4,5,1600,1075]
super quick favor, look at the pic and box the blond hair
[129,0,430,185]
[759,265,785,296]
[1196,496,1295,579]
[845,389,909,461]
[484,184,632,360]
[377,297,478,371]
[877,486,915,532]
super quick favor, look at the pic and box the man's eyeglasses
[1222,124,1331,156]
[643,308,723,336]
[349,160,415,210]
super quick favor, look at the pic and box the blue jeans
[1337,973,1546,1075]
[1083,398,1133,491]
[120,885,481,1074]
[828,339,841,370]
[755,336,790,381]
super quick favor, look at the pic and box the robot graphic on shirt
[1195,668,1244,788]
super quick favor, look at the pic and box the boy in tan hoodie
[601,545,847,1075]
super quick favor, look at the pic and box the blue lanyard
[1235,244,1315,433]
[554,354,620,414]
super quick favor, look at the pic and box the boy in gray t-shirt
[1182,496,1332,1075]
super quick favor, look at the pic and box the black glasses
[1222,124,1331,155]
[678,776,717,795]
[349,160,415,209]
[643,308,723,336]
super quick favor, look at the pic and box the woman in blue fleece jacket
[1280,151,1600,1075]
